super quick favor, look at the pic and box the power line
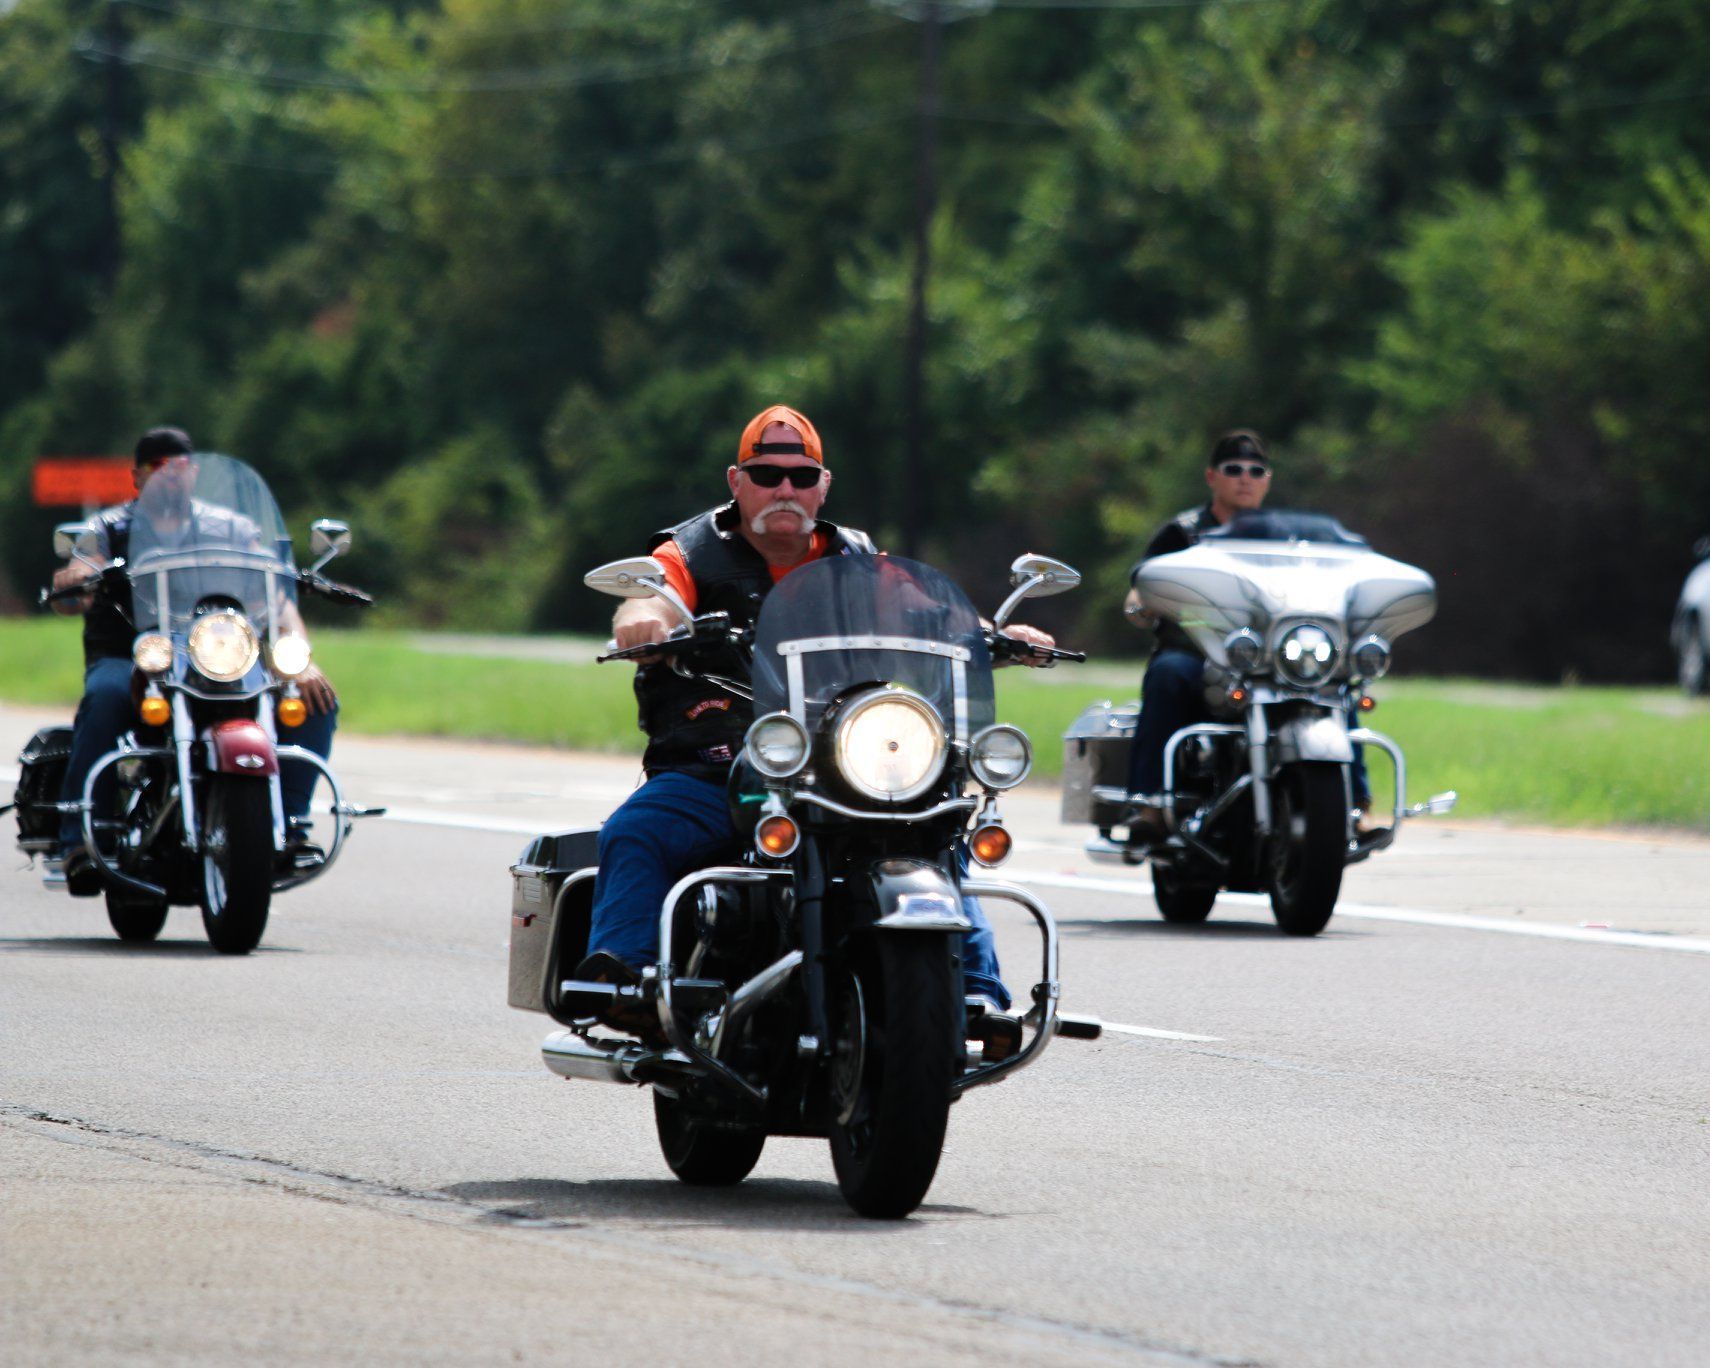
[74,4,905,94]
[108,0,720,41]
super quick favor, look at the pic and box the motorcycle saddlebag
[1060,701,1137,827]
[508,827,600,1019]
[13,725,75,850]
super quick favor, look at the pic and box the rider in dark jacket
[583,405,1055,1041]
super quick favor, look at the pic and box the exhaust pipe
[540,1030,696,1085]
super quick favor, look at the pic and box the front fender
[869,858,972,931]
[1268,709,1354,770]
[206,718,279,776]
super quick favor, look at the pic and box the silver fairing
[1133,538,1437,670]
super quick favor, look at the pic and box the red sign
[32,457,135,508]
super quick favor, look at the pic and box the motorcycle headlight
[132,633,174,676]
[1351,634,1392,680]
[832,688,947,803]
[744,712,810,779]
[1276,623,1338,687]
[187,610,260,683]
[1223,628,1265,674]
[270,633,313,679]
[968,724,1032,790]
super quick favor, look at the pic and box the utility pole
[899,1,943,559]
[98,0,124,290]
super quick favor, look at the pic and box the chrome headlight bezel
[968,723,1033,790]
[744,711,811,779]
[187,610,260,683]
[1275,623,1339,688]
[1223,627,1266,675]
[1351,634,1392,680]
[831,687,947,804]
[131,633,174,676]
[270,633,313,680]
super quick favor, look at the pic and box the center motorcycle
[1063,510,1458,936]
[507,552,1101,1218]
[5,453,381,954]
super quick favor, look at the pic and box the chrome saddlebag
[13,725,74,850]
[507,827,600,1017]
[1060,701,1136,826]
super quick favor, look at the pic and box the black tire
[105,889,169,943]
[1267,764,1348,937]
[198,777,273,955]
[828,934,958,1219]
[1679,619,1708,696]
[653,1092,766,1186]
[1152,864,1217,924]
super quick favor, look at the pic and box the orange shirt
[652,530,832,614]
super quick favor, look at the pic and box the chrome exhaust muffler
[540,1030,697,1085]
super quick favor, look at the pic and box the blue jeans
[588,771,1011,1010]
[58,657,338,850]
[1128,649,1372,805]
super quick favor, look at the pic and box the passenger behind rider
[48,427,340,893]
[583,404,1056,1053]
[1123,431,1383,841]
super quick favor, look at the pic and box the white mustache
[751,500,811,534]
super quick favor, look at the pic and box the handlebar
[299,571,375,608]
[597,612,743,664]
[986,630,1086,666]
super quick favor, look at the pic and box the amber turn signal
[1357,694,1377,712]
[756,814,800,857]
[969,824,1012,866]
[277,697,308,728]
[138,695,171,728]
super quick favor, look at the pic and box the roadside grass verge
[3,617,1706,831]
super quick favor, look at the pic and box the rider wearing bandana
[583,405,1055,1050]
[47,427,339,891]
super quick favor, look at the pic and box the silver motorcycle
[1063,510,1456,936]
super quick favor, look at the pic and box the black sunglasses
[742,463,823,489]
[1217,462,1270,479]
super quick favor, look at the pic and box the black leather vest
[634,502,875,779]
[82,506,137,668]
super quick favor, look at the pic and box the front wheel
[827,935,959,1219]
[199,777,274,955]
[654,1092,766,1186]
[1267,765,1348,937]
[105,889,169,943]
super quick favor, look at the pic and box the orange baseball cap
[738,404,823,464]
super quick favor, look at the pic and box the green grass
[4,617,1707,831]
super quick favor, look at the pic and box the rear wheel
[653,1092,766,1186]
[1267,765,1348,937]
[105,890,169,943]
[1151,864,1217,924]
[199,777,274,955]
[828,935,958,1219]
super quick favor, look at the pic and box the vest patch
[685,698,732,721]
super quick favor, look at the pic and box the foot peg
[1404,790,1459,818]
[337,804,388,819]
[1053,1012,1103,1041]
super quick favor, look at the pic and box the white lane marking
[1099,1021,1222,1043]
[1007,868,1710,957]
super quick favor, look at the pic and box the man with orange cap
[583,405,1053,1051]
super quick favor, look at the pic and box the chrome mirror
[53,521,102,568]
[308,519,352,572]
[584,556,694,630]
[993,554,1082,629]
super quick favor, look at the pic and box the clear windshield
[752,555,994,740]
[125,452,296,635]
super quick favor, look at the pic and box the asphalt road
[4,705,1709,1367]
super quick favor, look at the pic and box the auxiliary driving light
[138,694,171,727]
[968,724,1032,790]
[1351,634,1393,680]
[969,824,1012,867]
[132,633,173,675]
[744,712,810,778]
[277,697,308,728]
[270,633,313,679]
[756,813,800,858]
